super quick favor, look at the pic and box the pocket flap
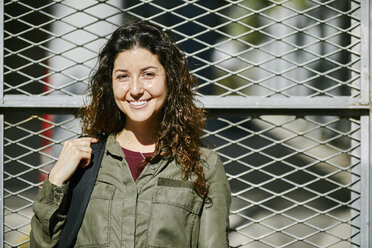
[157,177,194,189]
[91,182,115,200]
[154,178,203,214]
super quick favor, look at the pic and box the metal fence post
[0,0,4,246]
[360,115,370,247]
[360,0,370,244]
[0,115,3,247]
[361,0,370,105]
[369,0,372,244]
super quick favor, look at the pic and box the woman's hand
[48,137,99,186]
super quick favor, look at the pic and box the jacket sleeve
[30,176,69,248]
[198,154,231,248]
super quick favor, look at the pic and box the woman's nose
[129,78,144,96]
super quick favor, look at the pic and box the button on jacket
[30,134,231,247]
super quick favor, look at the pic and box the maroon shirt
[121,147,153,181]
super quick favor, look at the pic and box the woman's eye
[143,72,155,78]
[117,74,128,80]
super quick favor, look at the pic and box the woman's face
[112,47,167,127]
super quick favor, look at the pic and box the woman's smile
[128,99,151,108]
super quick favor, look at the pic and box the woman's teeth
[130,100,148,106]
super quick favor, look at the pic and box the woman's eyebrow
[113,69,128,73]
[141,66,158,71]
[114,66,158,73]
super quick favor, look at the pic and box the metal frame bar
[0,115,3,247]
[361,0,370,105]
[369,0,372,244]
[0,0,3,101]
[360,115,370,247]
[357,0,370,245]
[0,95,369,110]
[0,1,4,246]
[362,0,372,245]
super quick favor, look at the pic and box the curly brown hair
[80,21,208,196]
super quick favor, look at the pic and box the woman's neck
[116,121,158,153]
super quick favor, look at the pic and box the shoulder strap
[57,138,107,248]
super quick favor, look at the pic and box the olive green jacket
[30,135,231,247]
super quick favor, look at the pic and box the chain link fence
[1,0,370,247]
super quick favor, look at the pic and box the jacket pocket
[75,181,115,247]
[147,178,203,248]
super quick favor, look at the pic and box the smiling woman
[112,48,168,139]
[29,21,231,248]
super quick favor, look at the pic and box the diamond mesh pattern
[4,114,80,248]
[3,114,361,247]
[4,0,122,96]
[202,114,361,247]
[2,0,365,247]
[4,0,361,97]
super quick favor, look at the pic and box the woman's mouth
[128,100,150,109]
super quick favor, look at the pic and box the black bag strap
[57,137,107,248]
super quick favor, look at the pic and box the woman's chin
[125,113,160,126]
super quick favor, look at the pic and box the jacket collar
[105,134,170,173]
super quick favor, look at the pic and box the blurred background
[1,0,368,247]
